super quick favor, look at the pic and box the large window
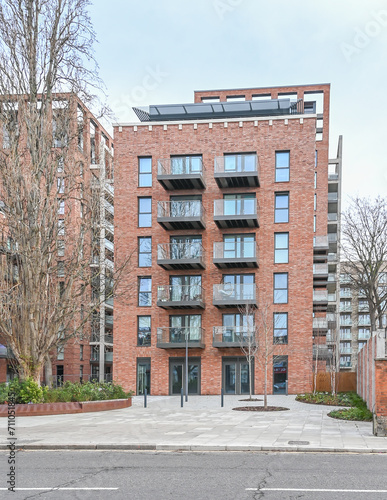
[138,157,152,187]
[169,315,201,342]
[274,313,288,343]
[224,153,256,172]
[273,273,288,304]
[358,328,371,340]
[274,233,289,263]
[138,277,152,306]
[170,235,202,260]
[137,316,151,346]
[340,313,351,326]
[137,358,151,395]
[275,151,290,182]
[274,193,289,223]
[358,314,371,326]
[222,274,255,300]
[170,155,202,174]
[223,234,255,259]
[138,197,152,227]
[138,237,152,267]
[223,193,255,216]
[170,275,202,301]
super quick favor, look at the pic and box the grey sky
[89,0,387,205]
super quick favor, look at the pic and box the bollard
[285,380,288,396]
[144,388,147,408]
[181,387,184,408]
[221,388,224,407]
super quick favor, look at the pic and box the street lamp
[185,328,188,402]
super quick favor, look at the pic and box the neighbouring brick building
[0,95,114,385]
[113,84,342,395]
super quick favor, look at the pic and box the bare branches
[341,196,387,330]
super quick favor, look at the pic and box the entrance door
[222,358,252,394]
[169,358,200,395]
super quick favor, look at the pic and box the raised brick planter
[0,398,131,417]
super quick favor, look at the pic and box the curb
[2,444,387,454]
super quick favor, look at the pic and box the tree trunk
[44,355,53,388]
[264,361,268,410]
[249,358,252,400]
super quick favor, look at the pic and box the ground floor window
[273,356,287,394]
[56,365,64,386]
[222,357,252,395]
[137,358,151,395]
[169,357,201,395]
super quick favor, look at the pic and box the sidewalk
[3,395,387,453]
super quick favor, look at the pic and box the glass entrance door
[169,358,201,395]
[222,358,252,395]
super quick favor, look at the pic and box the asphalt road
[1,451,387,499]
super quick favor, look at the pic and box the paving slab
[1,395,386,453]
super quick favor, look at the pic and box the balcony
[157,242,205,270]
[328,192,338,203]
[313,289,328,311]
[313,317,328,333]
[157,200,205,230]
[313,235,329,252]
[105,315,113,329]
[90,352,113,363]
[313,345,332,360]
[157,284,205,309]
[156,327,205,349]
[105,297,114,309]
[157,157,205,190]
[213,283,257,308]
[213,241,258,269]
[213,199,259,229]
[328,213,338,222]
[214,154,260,188]
[313,263,328,286]
[104,239,114,252]
[213,326,256,347]
[104,200,114,216]
[90,333,114,345]
[340,346,352,354]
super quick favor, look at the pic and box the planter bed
[0,398,131,417]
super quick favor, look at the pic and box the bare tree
[341,196,387,331]
[0,0,116,383]
[239,302,290,409]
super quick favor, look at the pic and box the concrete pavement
[3,395,387,453]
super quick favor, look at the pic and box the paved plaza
[2,395,387,452]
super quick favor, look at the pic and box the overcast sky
[89,0,387,206]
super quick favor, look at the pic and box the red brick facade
[113,84,331,395]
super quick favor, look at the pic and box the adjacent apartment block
[114,84,342,395]
[0,95,114,385]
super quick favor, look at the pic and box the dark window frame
[275,151,290,182]
[273,272,288,304]
[138,236,152,268]
[138,157,152,187]
[137,316,151,346]
[138,197,152,228]
[274,192,289,223]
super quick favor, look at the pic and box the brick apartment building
[114,84,343,396]
[0,95,114,385]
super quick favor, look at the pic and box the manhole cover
[288,441,310,445]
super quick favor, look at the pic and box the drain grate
[288,440,310,445]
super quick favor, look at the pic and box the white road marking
[1,488,119,491]
[246,488,387,493]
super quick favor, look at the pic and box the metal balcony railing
[313,235,329,250]
[213,241,258,268]
[214,154,260,188]
[158,157,204,176]
[157,284,205,308]
[214,198,257,217]
[213,283,256,307]
[313,317,328,331]
[313,290,328,302]
[213,326,256,347]
[90,333,113,344]
[157,200,205,229]
[313,264,328,276]
[157,242,205,269]
[157,327,205,348]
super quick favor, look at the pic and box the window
[274,193,289,223]
[138,277,152,306]
[57,261,65,277]
[223,193,255,216]
[57,240,65,257]
[138,197,152,227]
[340,287,351,298]
[169,315,202,342]
[80,365,83,381]
[358,314,370,326]
[170,155,202,175]
[222,234,255,259]
[58,220,65,236]
[221,274,255,300]
[137,316,151,346]
[275,151,290,182]
[58,200,64,215]
[274,312,288,344]
[138,157,152,187]
[224,153,256,173]
[340,327,351,340]
[137,358,151,395]
[80,345,84,361]
[340,342,351,354]
[57,177,65,194]
[314,172,317,188]
[169,275,202,301]
[358,328,371,340]
[170,236,202,260]
[314,194,317,211]
[57,346,64,360]
[313,215,316,233]
[274,273,288,304]
[274,233,288,263]
[358,299,369,311]
[340,313,351,326]
[138,237,152,267]
[340,300,351,312]
[358,341,367,352]
[340,355,351,368]
[315,150,318,168]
